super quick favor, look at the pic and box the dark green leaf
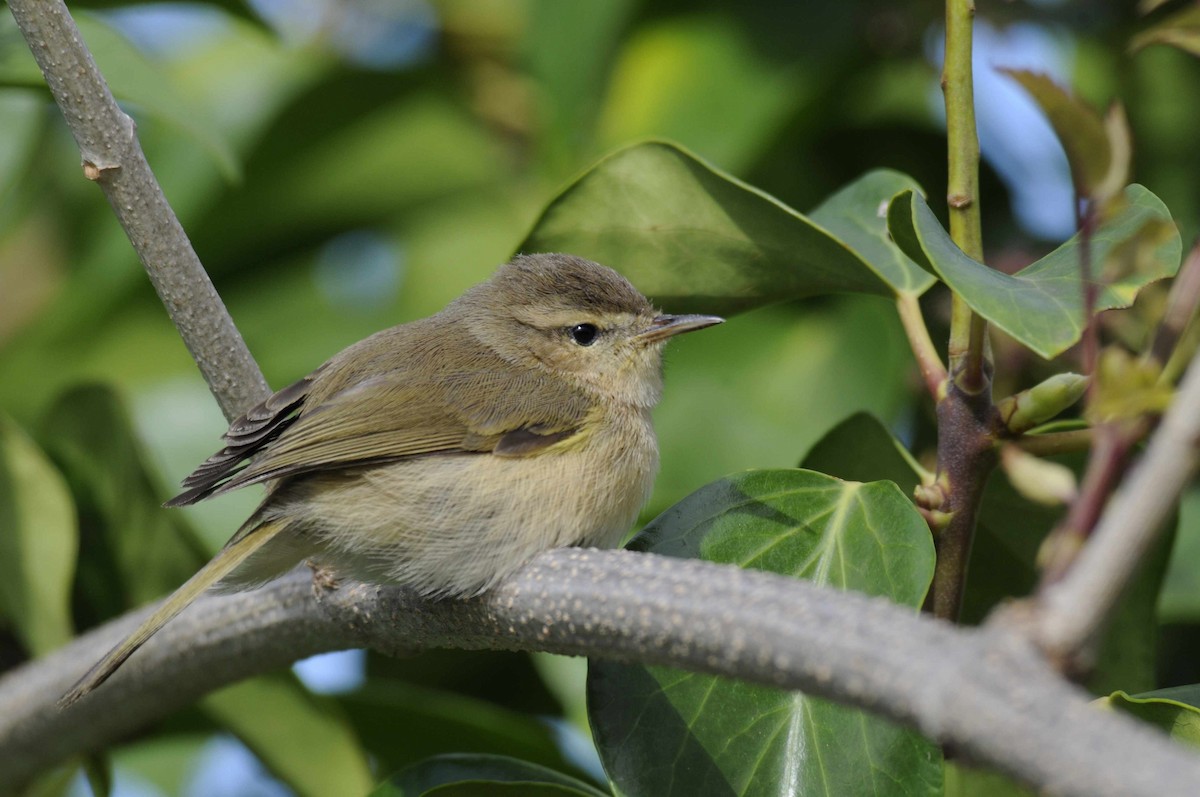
[0,413,77,656]
[887,186,1180,358]
[379,754,608,797]
[966,459,1171,695]
[799,411,924,494]
[339,679,585,781]
[200,673,374,797]
[589,470,940,797]
[1105,686,1200,747]
[38,385,208,624]
[521,142,930,316]
[420,785,598,797]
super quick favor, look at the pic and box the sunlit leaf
[589,469,940,797]
[200,673,374,797]
[0,414,76,655]
[887,186,1180,359]
[595,17,804,173]
[522,142,932,315]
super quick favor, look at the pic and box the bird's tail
[59,519,289,708]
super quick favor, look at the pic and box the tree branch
[942,0,988,394]
[1,548,1198,797]
[1025,346,1200,660]
[5,0,269,422]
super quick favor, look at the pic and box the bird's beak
[636,314,724,344]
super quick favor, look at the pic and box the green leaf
[1000,70,1127,200]
[520,142,930,316]
[887,186,1181,359]
[966,459,1171,695]
[38,385,208,624]
[1160,488,1200,622]
[419,785,599,797]
[943,761,1036,797]
[1104,686,1200,747]
[799,411,924,493]
[0,413,77,656]
[378,754,608,797]
[0,14,239,179]
[594,16,804,174]
[589,469,941,797]
[339,680,585,782]
[200,673,374,797]
[807,171,935,296]
[1131,6,1200,57]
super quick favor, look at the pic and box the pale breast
[282,406,659,597]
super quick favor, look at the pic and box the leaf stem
[896,293,948,399]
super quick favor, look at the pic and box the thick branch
[1,548,1198,797]
[5,0,269,421]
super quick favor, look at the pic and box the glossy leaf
[1104,686,1200,747]
[888,186,1180,358]
[0,414,77,655]
[200,673,373,797]
[378,754,608,797]
[589,469,940,797]
[807,170,935,296]
[520,142,930,316]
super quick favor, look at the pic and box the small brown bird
[62,253,722,705]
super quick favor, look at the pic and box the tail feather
[59,520,288,708]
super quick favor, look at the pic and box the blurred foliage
[4,0,1200,795]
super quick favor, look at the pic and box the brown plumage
[60,253,721,706]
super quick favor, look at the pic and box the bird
[60,252,723,706]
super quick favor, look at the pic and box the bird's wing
[167,321,592,506]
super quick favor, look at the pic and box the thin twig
[942,0,988,394]
[1025,346,1200,661]
[5,0,269,421]
[2,549,1199,797]
[896,293,948,399]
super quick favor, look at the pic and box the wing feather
[167,316,592,506]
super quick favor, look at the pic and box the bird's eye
[569,323,599,346]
